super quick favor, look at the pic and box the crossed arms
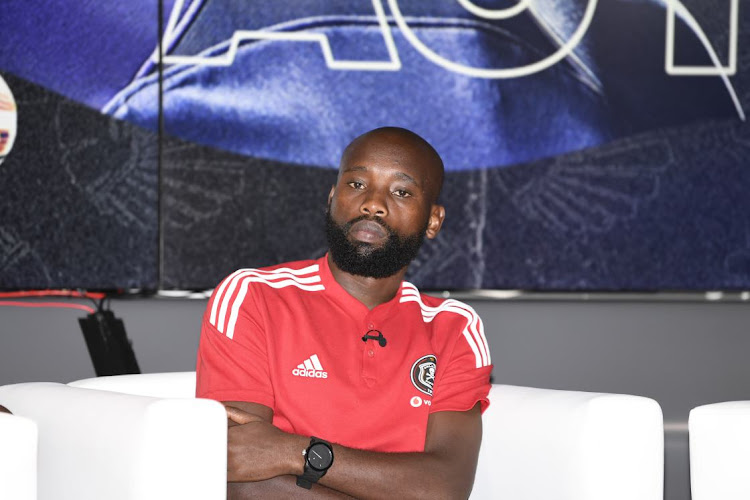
[223,400,483,500]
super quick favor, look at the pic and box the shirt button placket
[361,321,378,386]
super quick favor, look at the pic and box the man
[196,127,492,498]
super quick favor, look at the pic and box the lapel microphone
[362,329,387,347]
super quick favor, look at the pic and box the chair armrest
[0,412,37,500]
[0,382,227,500]
[69,372,197,398]
[472,384,664,500]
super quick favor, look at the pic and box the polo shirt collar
[318,253,405,317]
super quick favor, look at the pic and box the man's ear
[425,204,446,240]
[327,185,335,207]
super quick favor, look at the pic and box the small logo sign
[0,74,17,165]
[410,354,436,396]
[292,354,328,379]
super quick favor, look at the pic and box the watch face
[307,443,333,471]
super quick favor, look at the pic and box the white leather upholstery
[0,381,226,500]
[2,374,665,500]
[472,385,664,500]
[690,401,750,500]
[75,375,665,499]
[0,411,37,500]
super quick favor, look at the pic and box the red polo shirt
[196,255,492,452]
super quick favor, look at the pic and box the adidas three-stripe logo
[292,354,328,379]
[400,282,492,369]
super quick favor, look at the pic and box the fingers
[224,404,263,425]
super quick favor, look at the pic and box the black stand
[79,310,141,376]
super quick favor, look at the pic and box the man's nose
[360,190,387,217]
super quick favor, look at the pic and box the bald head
[340,127,445,203]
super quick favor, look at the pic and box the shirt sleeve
[429,304,492,414]
[195,277,275,408]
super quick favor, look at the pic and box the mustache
[344,214,394,234]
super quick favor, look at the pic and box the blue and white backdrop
[0,0,748,290]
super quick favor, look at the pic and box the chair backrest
[0,381,225,500]
[69,371,196,398]
[690,401,750,500]
[471,384,664,500]
[0,412,37,500]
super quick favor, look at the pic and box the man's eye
[393,190,411,198]
[348,181,365,190]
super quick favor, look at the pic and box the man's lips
[349,219,388,243]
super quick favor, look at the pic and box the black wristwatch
[296,436,334,489]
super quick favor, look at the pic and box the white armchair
[475,384,664,500]
[0,411,37,500]
[689,401,750,500]
[1,373,665,500]
[0,380,226,500]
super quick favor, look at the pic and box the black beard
[325,210,426,279]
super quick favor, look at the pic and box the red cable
[0,301,96,314]
[0,290,106,300]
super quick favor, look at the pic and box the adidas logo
[292,354,328,379]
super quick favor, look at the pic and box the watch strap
[295,467,320,489]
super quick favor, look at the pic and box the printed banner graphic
[0,0,748,290]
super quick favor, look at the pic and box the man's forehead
[341,136,438,178]
[344,132,415,158]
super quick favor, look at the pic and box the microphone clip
[361,329,387,347]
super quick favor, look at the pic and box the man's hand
[223,403,305,482]
[221,402,355,499]
[0,404,11,414]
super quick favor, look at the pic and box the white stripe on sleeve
[399,283,491,369]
